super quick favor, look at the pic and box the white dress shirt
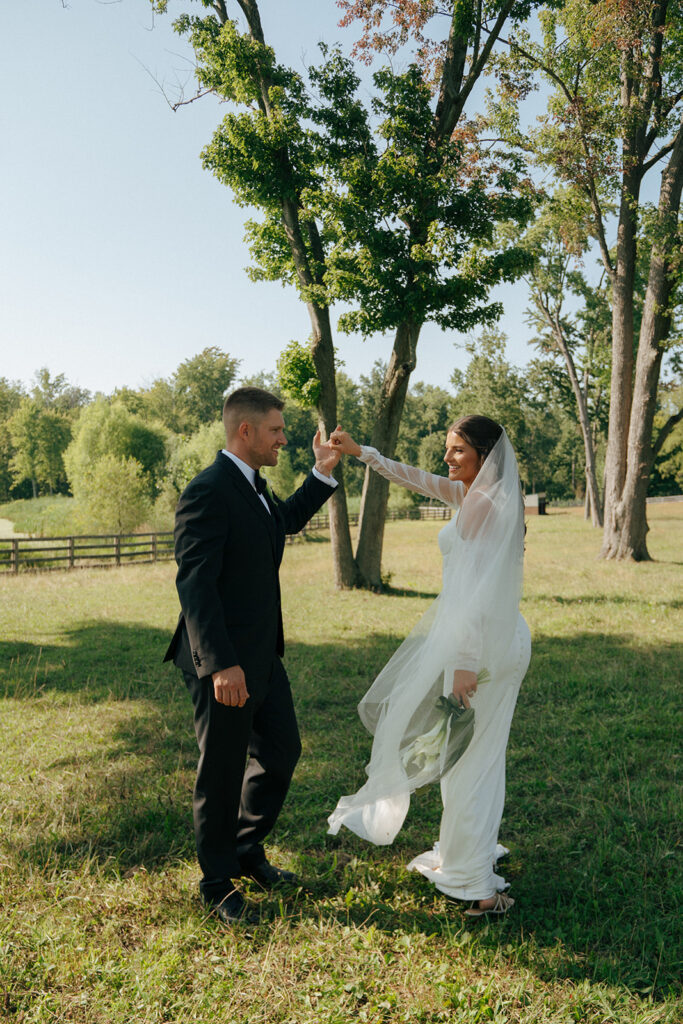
[222,450,337,513]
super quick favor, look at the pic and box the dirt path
[0,518,27,539]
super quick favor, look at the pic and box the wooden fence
[4,494,680,575]
[299,505,450,533]
[0,532,175,574]
[0,505,453,575]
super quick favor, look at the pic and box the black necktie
[254,472,267,496]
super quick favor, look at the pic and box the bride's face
[444,431,483,489]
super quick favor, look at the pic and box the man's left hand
[313,429,342,477]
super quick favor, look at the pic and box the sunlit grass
[0,505,681,1022]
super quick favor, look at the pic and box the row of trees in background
[0,348,237,532]
[0,334,680,537]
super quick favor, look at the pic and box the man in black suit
[164,386,341,925]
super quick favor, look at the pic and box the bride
[327,416,531,916]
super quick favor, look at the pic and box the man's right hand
[212,665,249,707]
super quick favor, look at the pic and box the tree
[391,380,454,497]
[0,378,25,500]
[523,357,591,499]
[450,328,528,462]
[31,367,91,412]
[650,380,683,493]
[165,419,226,494]
[155,0,537,587]
[519,193,611,525]
[498,0,683,558]
[449,332,584,498]
[80,455,153,534]
[7,399,42,498]
[64,399,168,500]
[8,397,71,497]
[173,346,240,430]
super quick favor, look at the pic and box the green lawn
[0,506,681,1023]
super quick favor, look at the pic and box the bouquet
[400,669,491,778]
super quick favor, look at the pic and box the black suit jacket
[164,451,334,700]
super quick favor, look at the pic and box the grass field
[0,506,681,1023]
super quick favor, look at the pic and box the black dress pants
[184,657,302,904]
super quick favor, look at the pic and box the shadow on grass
[0,621,175,702]
[526,592,683,609]
[384,585,440,599]
[1,624,680,996]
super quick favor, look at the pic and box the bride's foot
[465,892,515,918]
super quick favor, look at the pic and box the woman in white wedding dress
[327,416,530,916]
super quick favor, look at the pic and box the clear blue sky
[2,0,535,397]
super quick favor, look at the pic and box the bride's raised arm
[329,429,463,507]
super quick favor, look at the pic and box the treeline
[1,338,680,536]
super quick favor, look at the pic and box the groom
[164,386,341,925]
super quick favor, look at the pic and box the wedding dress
[327,433,531,900]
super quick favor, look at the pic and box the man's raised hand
[313,428,343,476]
[212,665,249,707]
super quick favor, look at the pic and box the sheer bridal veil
[328,430,525,845]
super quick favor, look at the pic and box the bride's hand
[329,426,362,457]
[452,669,478,709]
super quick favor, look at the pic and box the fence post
[11,539,19,574]
[115,535,121,566]
[152,533,157,562]
[68,536,75,569]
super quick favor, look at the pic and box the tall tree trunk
[308,300,359,587]
[235,0,358,587]
[600,163,641,554]
[354,320,421,588]
[548,312,603,526]
[603,123,683,559]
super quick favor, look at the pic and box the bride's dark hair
[449,415,503,462]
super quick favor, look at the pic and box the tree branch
[642,135,678,175]
[434,0,516,143]
[133,55,211,112]
[170,88,215,111]
[501,37,615,278]
[652,404,683,458]
[638,0,668,144]
[233,0,265,43]
[212,1,229,25]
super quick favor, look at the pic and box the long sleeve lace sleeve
[358,447,464,507]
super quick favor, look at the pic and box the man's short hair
[223,386,285,438]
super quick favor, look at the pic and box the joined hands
[313,428,343,477]
[328,426,362,457]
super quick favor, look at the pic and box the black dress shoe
[243,861,299,889]
[206,888,260,926]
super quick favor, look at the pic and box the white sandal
[465,891,515,917]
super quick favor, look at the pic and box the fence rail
[5,494,678,574]
[301,505,447,533]
[0,532,175,574]
[0,506,452,574]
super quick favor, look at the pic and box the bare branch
[133,55,211,112]
[170,88,216,111]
